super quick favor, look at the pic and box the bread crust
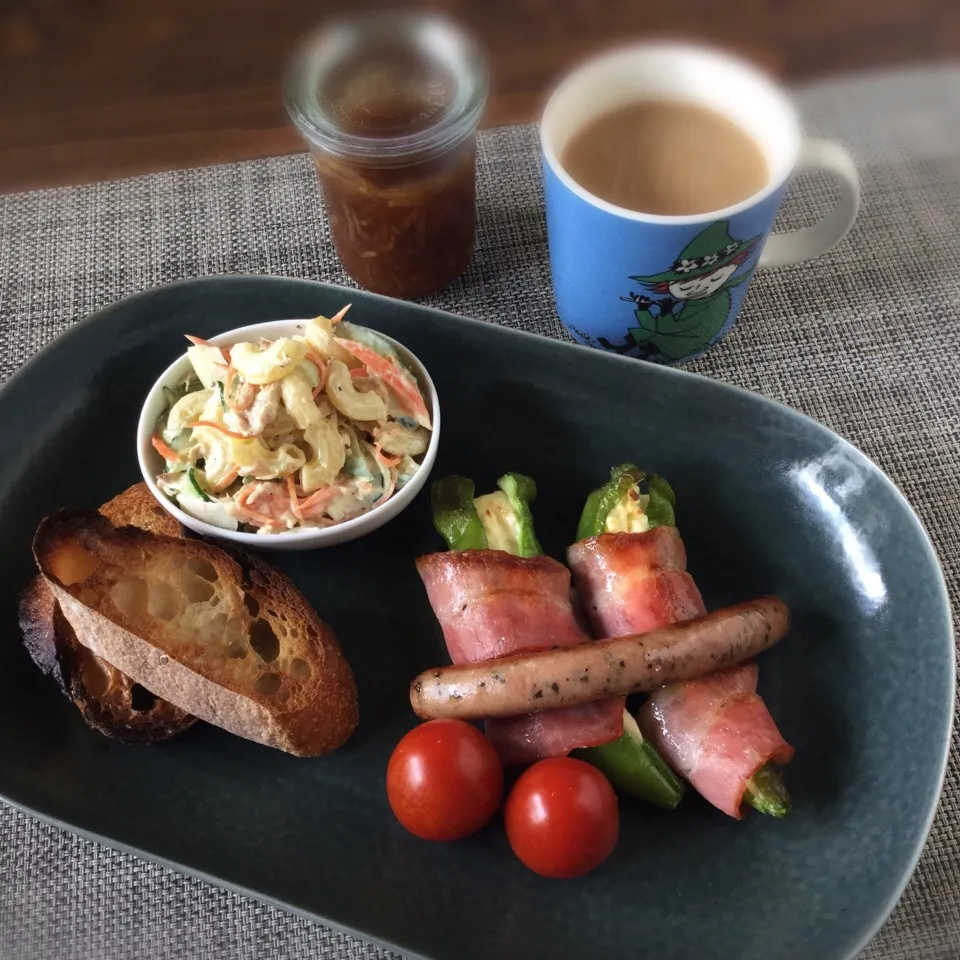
[19,483,196,743]
[35,510,359,757]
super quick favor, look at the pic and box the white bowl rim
[136,318,441,546]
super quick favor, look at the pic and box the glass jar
[285,14,489,299]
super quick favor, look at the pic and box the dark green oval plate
[0,276,952,960]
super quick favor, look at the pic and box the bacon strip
[567,527,706,637]
[567,528,792,818]
[639,664,794,818]
[416,550,623,764]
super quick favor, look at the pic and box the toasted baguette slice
[34,510,359,757]
[19,482,196,743]
[19,574,66,691]
[19,575,197,742]
[99,482,185,538]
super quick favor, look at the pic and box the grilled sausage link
[410,597,790,720]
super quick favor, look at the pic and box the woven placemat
[1,64,958,960]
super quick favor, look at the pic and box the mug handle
[758,139,860,268]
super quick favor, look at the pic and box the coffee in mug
[540,43,861,365]
[562,100,768,216]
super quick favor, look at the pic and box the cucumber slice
[338,321,398,360]
[168,429,192,454]
[188,468,212,502]
[578,710,685,809]
[176,471,238,530]
[177,495,239,531]
[162,377,201,410]
[339,321,415,378]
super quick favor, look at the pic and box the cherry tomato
[504,757,619,878]
[387,719,504,841]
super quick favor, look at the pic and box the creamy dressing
[157,473,240,530]
[180,496,239,530]
[153,315,431,533]
[474,491,521,554]
[604,491,651,534]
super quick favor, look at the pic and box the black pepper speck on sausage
[409,597,790,721]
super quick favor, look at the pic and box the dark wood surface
[1,0,956,193]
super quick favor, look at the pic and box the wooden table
[1,0,956,193]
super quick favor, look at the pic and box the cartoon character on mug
[599,221,762,362]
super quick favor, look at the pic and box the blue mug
[541,43,860,364]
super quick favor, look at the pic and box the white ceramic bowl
[137,319,440,550]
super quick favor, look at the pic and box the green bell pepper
[743,763,792,818]
[430,476,488,551]
[574,464,684,807]
[576,463,643,541]
[431,471,681,806]
[432,472,543,557]
[575,463,677,540]
[577,463,790,818]
[578,710,685,809]
[644,473,677,529]
[495,472,543,558]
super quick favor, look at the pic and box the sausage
[409,596,790,721]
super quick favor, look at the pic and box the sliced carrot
[304,351,328,397]
[151,435,180,462]
[334,338,431,428]
[305,351,326,378]
[237,482,263,508]
[187,420,250,439]
[211,468,240,493]
[286,474,304,522]
[300,484,338,516]
[236,503,276,527]
[373,444,402,467]
[236,482,283,527]
[330,304,352,325]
